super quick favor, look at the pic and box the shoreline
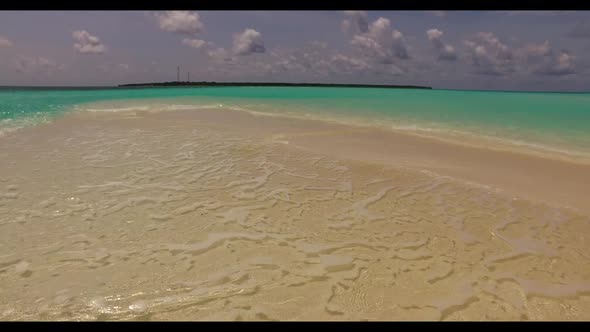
[6,101,590,215]
[2,101,590,320]
[70,98,590,165]
[51,102,590,215]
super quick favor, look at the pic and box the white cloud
[426,28,457,61]
[263,46,319,75]
[98,63,130,73]
[350,16,410,64]
[155,11,203,36]
[518,40,552,63]
[182,38,206,49]
[515,41,575,76]
[478,32,512,60]
[427,11,446,17]
[269,58,310,75]
[463,35,576,77]
[525,41,552,57]
[188,38,235,63]
[15,56,65,74]
[207,47,234,63]
[207,47,227,59]
[463,32,514,75]
[341,11,369,34]
[267,50,371,78]
[233,28,265,55]
[0,36,13,47]
[426,29,443,41]
[537,51,575,76]
[440,45,457,60]
[391,29,409,59]
[329,54,371,74]
[262,42,377,79]
[72,30,106,54]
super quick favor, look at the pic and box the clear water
[1,86,589,157]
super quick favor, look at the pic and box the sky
[1,10,590,91]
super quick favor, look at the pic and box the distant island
[118,81,432,90]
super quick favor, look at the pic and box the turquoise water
[1,86,589,156]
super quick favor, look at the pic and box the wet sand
[0,106,589,320]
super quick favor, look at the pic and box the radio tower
[187,72,190,82]
[177,66,180,82]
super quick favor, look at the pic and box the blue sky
[1,11,589,91]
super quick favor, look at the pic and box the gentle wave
[73,103,225,113]
[218,103,590,162]
[13,99,590,162]
[0,116,51,138]
[75,105,151,112]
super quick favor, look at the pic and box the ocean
[2,85,590,320]
[2,86,590,159]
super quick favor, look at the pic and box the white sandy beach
[0,105,589,320]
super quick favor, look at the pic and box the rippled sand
[1,106,590,321]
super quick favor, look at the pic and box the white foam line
[219,104,590,162]
[69,100,590,162]
[81,106,151,112]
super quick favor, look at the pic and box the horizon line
[0,82,588,94]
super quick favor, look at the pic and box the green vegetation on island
[118,81,432,89]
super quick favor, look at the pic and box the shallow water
[1,109,589,321]
[2,86,590,158]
